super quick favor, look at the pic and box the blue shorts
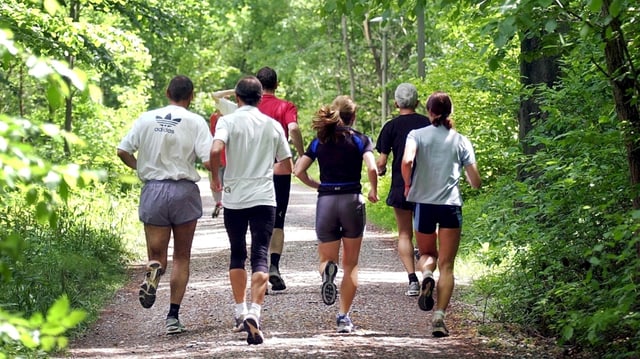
[414,203,462,234]
[139,180,202,226]
[315,193,366,242]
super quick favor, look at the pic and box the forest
[0,0,638,357]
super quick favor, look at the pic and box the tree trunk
[517,35,560,180]
[601,2,640,210]
[416,1,425,79]
[63,0,81,157]
[363,17,383,92]
[341,15,356,100]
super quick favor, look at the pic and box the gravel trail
[61,180,560,358]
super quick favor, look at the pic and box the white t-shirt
[216,98,238,115]
[406,125,476,206]
[213,106,292,209]
[118,105,212,182]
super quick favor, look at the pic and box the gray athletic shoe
[139,261,163,309]
[418,275,435,311]
[336,314,354,333]
[321,261,338,305]
[233,314,245,332]
[243,313,264,345]
[405,281,420,296]
[432,317,450,337]
[165,317,186,335]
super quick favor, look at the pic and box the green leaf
[545,19,557,33]
[562,325,574,341]
[608,0,622,17]
[61,310,86,327]
[588,0,603,12]
[43,0,61,15]
[36,201,51,224]
[46,83,64,109]
[47,296,71,323]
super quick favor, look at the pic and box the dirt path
[61,180,559,358]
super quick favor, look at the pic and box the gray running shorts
[315,193,366,242]
[139,180,202,226]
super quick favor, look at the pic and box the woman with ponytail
[294,95,378,334]
[400,91,481,337]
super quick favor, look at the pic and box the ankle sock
[235,302,248,318]
[250,302,262,317]
[422,270,434,279]
[433,309,445,320]
[408,273,419,283]
[168,303,180,319]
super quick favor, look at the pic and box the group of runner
[117,71,480,345]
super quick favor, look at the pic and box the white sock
[433,309,445,321]
[235,303,247,318]
[422,269,434,278]
[249,302,262,317]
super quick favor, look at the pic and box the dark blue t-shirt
[305,127,373,196]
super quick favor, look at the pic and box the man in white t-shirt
[210,76,292,345]
[117,75,212,335]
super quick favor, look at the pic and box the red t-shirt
[209,112,226,167]
[257,93,298,139]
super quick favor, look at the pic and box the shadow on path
[62,181,531,358]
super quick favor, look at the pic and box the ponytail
[312,105,341,143]
[426,91,454,129]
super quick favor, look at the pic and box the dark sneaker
[321,261,338,305]
[269,266,287,291]
[418,275,435,311]
[405,281,420,296]
[336,314,354,333]
[139,261,162,309]
[212,204,222,218]
[233,314,245,332]
[165,317,186,335]
[243,313,264,345]
[432,317,450,337]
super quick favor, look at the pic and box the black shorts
[386,186,415,211]
[414,203,462,234]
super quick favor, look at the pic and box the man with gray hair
[375,83,431,297]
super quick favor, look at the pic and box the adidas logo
[154,113,182,134]
[155,113,182,127]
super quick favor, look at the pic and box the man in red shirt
[256,67,305,291]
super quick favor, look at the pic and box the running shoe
[243,313,264,345]
[321,261,338,305]
[336,314,354,333]
[212,204,222,218]
[233,314,245,332]
[269,266,287,291]
[405,281,420,296]
[432,317,450,337]
[165,317,186,335]
[139,260,162,309]
[418,274,435,311]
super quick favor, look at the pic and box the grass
[0,184,141,355]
